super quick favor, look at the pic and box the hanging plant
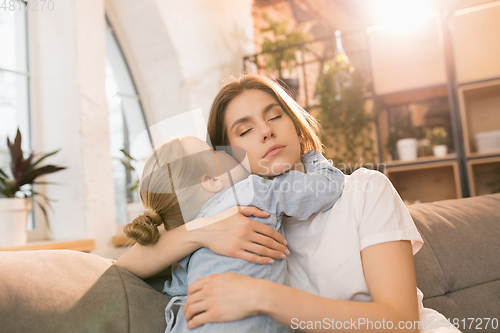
[260,13,310,78]
[316,60,379,172]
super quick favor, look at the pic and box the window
[0,5,34,228]
[105,17,149,224]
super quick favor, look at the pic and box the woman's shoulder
[344,167,392,194]
[346,167,387,181]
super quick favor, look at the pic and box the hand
[183,273,262,329]
[192,206,289,265]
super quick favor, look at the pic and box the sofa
[1,193,499,333]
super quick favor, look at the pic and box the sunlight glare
[371,0,432,32]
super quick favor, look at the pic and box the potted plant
[260,13,309,99]
[117,149,143,224]
[427,127,448,157]
[385,110,421,161]
[0,129,66,247]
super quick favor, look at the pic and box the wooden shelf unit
[367,13,448,95]
[452,2,500,84]
[458,79,500,157]
[385,161,462,204]
[374,73,462,203]
[384,153,457,168]
[467,156,500,197]
[367,2,500,202]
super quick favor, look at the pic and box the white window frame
[105,14,151,232]
[0,3,46,241]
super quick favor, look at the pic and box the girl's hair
[123,138,210,245]
[207,73,324,156]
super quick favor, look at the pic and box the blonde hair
[207,73,324,156]
[123,138,210,245]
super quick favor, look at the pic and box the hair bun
[142,208,163,227]
[123,208,163,245]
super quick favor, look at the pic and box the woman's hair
[207,73,324,156]
[123,138,210,245]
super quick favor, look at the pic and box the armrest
[0,250,170,333]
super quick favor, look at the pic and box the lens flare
[370,0,433,33]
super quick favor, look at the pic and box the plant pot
[0,198,33,248]
[396,138,418,161]
[126,202,144,224]
[278,78,299,100]
[433,145,448,157]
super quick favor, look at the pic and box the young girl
[117,74,460,333]
[124,135,344,332]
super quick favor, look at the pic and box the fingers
[187,312,212,330]
[249,232,289,255]
[245,241,287,260]
[238,206,270,219]
[184,292,207,322]
[187,279,204,295]
[185,280,206,322]
[235,249,275,265]
[250,219,287,245]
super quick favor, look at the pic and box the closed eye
[239,115,281,136]
[239,128,251,137]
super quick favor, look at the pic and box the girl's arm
[115,206,289,279]
[184,240,419,333]
[248,150,344,221]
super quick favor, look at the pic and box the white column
[31,0,116,250]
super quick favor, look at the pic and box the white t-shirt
[283,168,461,332]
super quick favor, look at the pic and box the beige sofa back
[410,193,500,333]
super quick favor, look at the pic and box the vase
[0,198,33,248]
[396,138,418,161]
[433,145,448,157]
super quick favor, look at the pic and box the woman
[116,74,460,333]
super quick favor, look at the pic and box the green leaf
[33,198,51,232]
[119,149,136,161]
[30,150,60,169]
[2,128,66,201]
[8,129,25,179]
[32,190,55,203]
[32,181,61,186]
[17,165,66,188]
[16,153,34,178]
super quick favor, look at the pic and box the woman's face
[224,89,302,177]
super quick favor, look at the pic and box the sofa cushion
[409,193,500,325]
[0,250,170,333]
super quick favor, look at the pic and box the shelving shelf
[467,156,500,197]
[384,154,457,168]
[452,2,500,84]
[457,78,500,158]
[385,160,462,204]
[369,2,500,202]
